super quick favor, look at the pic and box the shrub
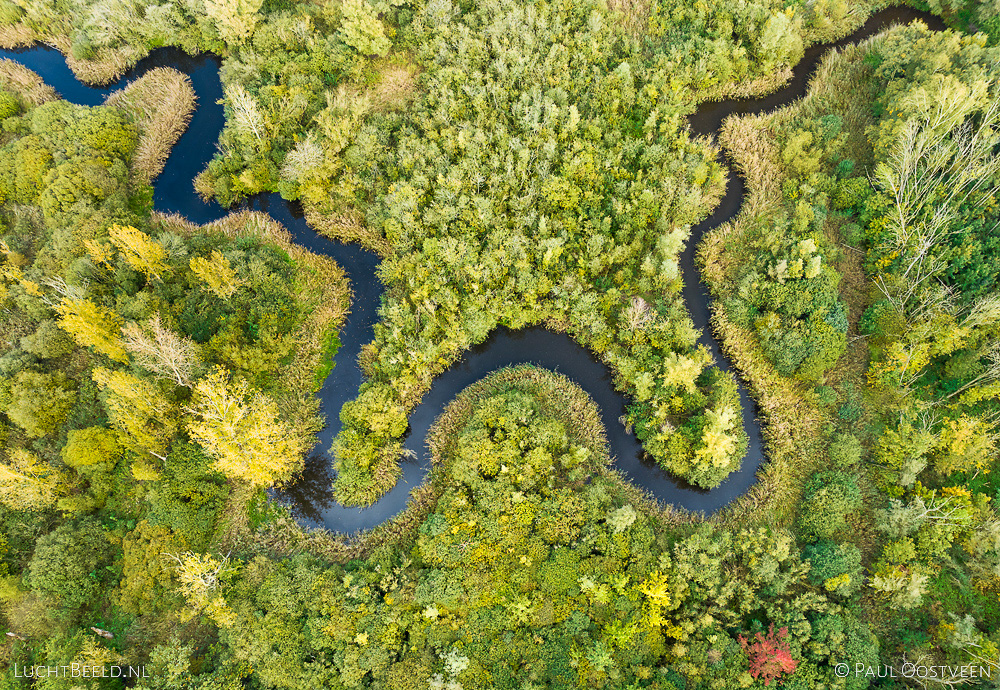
[828,433,862,469]
[796,471,861,541]
[803,540,862,596]
[26,519,113,612]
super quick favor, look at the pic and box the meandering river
[1,6,943,532]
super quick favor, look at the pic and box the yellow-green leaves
[189,250,241,299]
[186,367,304,487]
[340,0,391,57]
[109,223,170,281]
[56,297,128,362]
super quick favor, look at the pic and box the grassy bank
[240,365,705,562]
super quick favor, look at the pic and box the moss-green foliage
[145,443,228,551]
[25,518,115,614]
[803,540,862,596]
[4,370,77,438]
[0,75,335,684]
[796,470,861,541]
[755,23,1000,665]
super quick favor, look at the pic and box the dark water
[1,7,943,532]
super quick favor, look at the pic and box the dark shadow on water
[1,5,946,533]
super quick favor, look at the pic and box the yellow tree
[186,367,304,487]
[204,0,264,45]
[108,224,170,281]
[56,297,128,362]
[0,449,67,510]
[189,250,241,299]
[164,551,236,627]
[92,367,178,461]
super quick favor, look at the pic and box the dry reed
[0,23,36,49]
[0,59,58,105]
[50,33,141,85]
[304,204,392,258]
[106,68,197,184]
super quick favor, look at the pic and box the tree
[189,250,241,299]
[123,314,200,386]
[92,367,178,459]
[62,426,122,471]
[738,624,799,687]
[4,370,77,438]
[186,367,305,487]
[117,521,188,615]
[56,297,128,362]
[109,223,170,281]
[0,448,66,510]
[204,0,264,45]
[796,471,861,541]
[165,551,236,627]
[26,520,113,612]
[340,0,391,57]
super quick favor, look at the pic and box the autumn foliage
[739,624,799,686]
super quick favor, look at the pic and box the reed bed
[0,59,57,105]
[51,33,141,85]
[304,204,392,258]
[0,23,36,50]
[106,68,196,184]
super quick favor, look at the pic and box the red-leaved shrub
[738,624,799,686]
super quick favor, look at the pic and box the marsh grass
[52,33,142,85]
[304,205,392,257]
[106,68,197,183]
[0,59,58,105]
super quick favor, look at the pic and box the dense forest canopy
[0,0,999,687]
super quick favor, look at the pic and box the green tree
[189,250,241,299]
[796,471,861,541]
[339,0,391,57]
[4,370,77,438]
[204,0,264,45]
[26,520,113,612]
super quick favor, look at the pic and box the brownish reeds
[304,204,392,258]
[106,68,197,184]
[0,59,57,105]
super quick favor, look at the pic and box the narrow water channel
[0,6,943,532]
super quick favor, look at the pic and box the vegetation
[1,0,998,687]
[704,18,1000,684]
